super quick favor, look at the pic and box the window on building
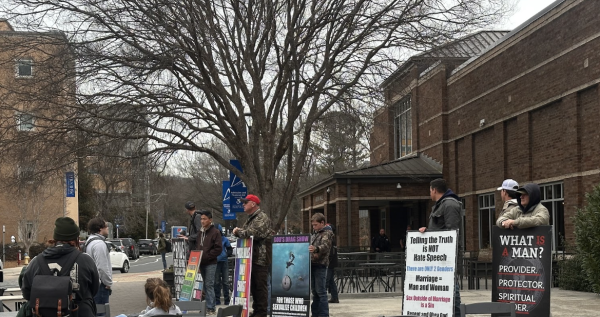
[478,193,495,249]
[540,182,564,251]
[16,59,33,77]
[15,112,35,131]
[17,165,35,182]
[394,95,412,158]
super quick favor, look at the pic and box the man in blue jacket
[215,224,233,305]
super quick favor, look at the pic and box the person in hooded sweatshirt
[198,211,222,315]
[419,178,462,317]
[21,217,100,316]
[496,183,550,229]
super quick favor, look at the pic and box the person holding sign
[419,178,461,317]
[233,194,273,317]
[496,183,550,229]
[309,213,334,317]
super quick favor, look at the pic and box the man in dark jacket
[199,211,223,315]
[309,213,333,317]
[179,201,202,255]
[419,178,462,317]
[371,229,391,252]
[22,217,100,317]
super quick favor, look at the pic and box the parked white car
[106,241,130,273]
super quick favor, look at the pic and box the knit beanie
[54,217,80,241]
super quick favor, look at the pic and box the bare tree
[0,0,512,228]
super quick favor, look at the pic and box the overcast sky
[501,0,558,29]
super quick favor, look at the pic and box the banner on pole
[229,160,247,212]
[223,180,235,220]
[66,172,75,197]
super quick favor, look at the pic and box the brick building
[301,0,600,252]
[0,19,79,247]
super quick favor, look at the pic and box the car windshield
[138,239,152,244]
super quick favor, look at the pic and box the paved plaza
[2,266,599,316]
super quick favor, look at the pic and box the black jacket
[22,244,100,317]
[372,234,391,252]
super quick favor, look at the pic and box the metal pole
[347,179,351,248]
[145,162,151,239]
[3,225,5,266]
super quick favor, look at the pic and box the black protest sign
[492,226,552,316]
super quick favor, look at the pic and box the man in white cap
[496,179,519,218]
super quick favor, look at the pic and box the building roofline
[449,0,567,79]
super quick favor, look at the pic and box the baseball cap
[515,186,529,195]
[185,201,195,210]
[497,179,519,191]
[240,194,260,205]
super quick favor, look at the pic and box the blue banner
[223,180,235,220]
[66,171,75,197]
[229,159,247,212]
[161,220,166,233]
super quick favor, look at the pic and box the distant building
[301,0,600,252]
[0,19,78,245]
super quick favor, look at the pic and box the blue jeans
[214,261,230,304]
[161,251,167,270]
[326,268,338,301]
[311,266,329,317]
[201,264,217,310]
[94,283,110,316]
[454,279,461,317]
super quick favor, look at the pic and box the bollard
[17,250,21,266]
[24,253,30,265]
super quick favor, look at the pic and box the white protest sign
[403,230,458,317]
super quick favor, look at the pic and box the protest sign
[403,230,458,317]
[233,238,254,317]
[271,235,310,317]
[492,226,552,316]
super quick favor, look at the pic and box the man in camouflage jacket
[309,213,334,317]
[233,194,273,317]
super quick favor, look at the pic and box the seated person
[140,278,181,316]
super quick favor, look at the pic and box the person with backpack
[21,217,100,317]
[157,233,168,270]
[84,217,113,314]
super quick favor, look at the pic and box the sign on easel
[271,235,311,317]
[232,238,253,317]
[403,230,458,317]
[180,250,203,301]
[172,238,189,299]
[491,226,552,316]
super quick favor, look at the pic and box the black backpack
[30,251,80,317]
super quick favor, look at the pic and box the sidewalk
[3,266,600,316]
